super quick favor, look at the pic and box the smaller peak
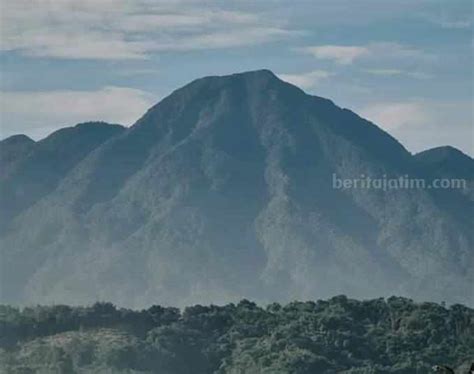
[0,134,35,145]
[40,122,125,141]
[424,145,463,154]
[415,145,473,179]
[416,145,473,162]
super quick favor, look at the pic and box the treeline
[1,296,473,373]
[0,302,180,347]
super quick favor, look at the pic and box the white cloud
[0,86,155,139]
[364,69,432,79]
[118,10,259,32]
[438,20,472,29]
[364,69,404,76]
[301,45,369,65]
[369,42,433,61]
[301,43,433,66]
[19,33,156,60]
[0,0,292,59]
[150,27,291,51]
[360,102,429,130]
[423,10,472,30]
[278,70,333,90]
[359,100,473,155]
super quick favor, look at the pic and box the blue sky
[0,0,472,155]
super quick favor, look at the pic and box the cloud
[0,0,293,59]
[438,20,472,29]
[0,86,155,139]
[359,100,473,155]
[301,43,433,66]
[364,69,432,79]
[364,69,405,76]
[422,7,472,29]
[150,27,292,51]
[278,70,333,90]
[301,45,369,64]
[16,33,156,60]
[369,42,433,61]
[360,102,429,130]
[118,10,259,32]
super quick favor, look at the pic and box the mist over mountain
[1,70,472,308]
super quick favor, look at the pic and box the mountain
[0,70,472,307]
[0,122,125,231]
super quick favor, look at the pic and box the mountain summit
[1,70,472,307]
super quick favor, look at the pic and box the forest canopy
[1,296,473,373]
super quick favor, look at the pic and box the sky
[0,0,472,155]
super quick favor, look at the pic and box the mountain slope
[0,70,472,307]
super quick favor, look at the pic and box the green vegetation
[1,296,473,373]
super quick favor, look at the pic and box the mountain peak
[0,134,37,179]
[0,134,35,146]
[36,122,125,151]
[196,69,279,83]
[182,69,290,95]
[415,145,474,179]
[134,68,305,133]
[131,68,409,170]
[415,145,473,166]
[222,68,276,78]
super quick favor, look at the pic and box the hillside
[0,70,472,307]
[1,297,473,373]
